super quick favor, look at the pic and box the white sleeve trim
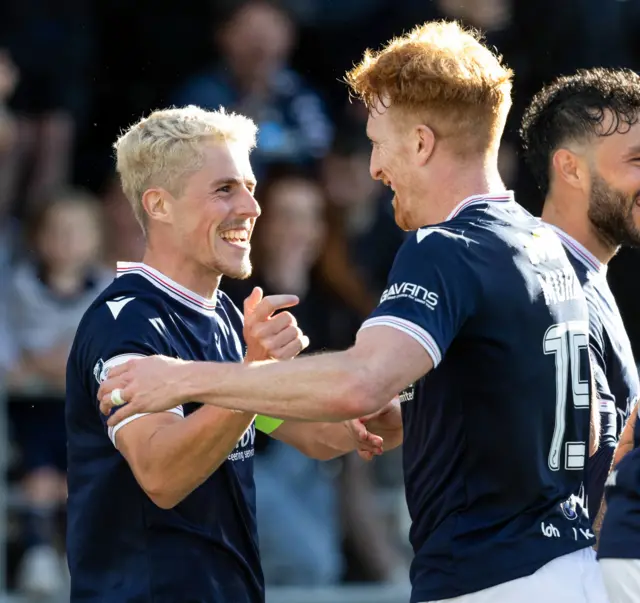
[99,353,184,448]
[359,315,443,367]
[108,407,184,448]
[599,400,615,414]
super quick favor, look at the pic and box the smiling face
[149,140,261,280]
[586,118,640,248]
[366,104,426,231]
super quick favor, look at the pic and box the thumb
[243,287,263,317]
[350,418,368,439]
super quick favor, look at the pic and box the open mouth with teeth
[219,228,250,249]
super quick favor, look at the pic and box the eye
[217,185,232,193]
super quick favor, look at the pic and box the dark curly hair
[520,68,640,197]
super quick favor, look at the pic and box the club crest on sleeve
[93,359,109,384]
[560,497,579,521]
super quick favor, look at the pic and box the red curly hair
[345,21,513,151]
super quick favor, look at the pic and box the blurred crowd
[1,0,640,599]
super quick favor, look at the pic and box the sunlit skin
[543,114,640,264]
[100,138,386,462]
[140,141,260,299]
[366,99,505,231]
[366,101,435,231]
[587,119,640,248]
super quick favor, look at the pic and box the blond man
[65,106,384,603]
[99,23,610,602]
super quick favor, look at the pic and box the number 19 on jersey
[543,321,590,472]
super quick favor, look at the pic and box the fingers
[251,311,296,339]
[358,450,375,462]
[99,382,134,417]
[243,287,263,317]
[273,334,310,360]
[250,294,299,323]
[97,373,129,405]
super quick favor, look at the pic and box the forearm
[592,498,606,549]
[182,349,388,422]
[135,407,255,508]
[613,409,638,467]
[274,421,360,460]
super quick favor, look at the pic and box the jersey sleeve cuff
[359,315,443,367]
[108,406,184,448]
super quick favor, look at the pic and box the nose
[369,151,383,182]
[237,188,261,219]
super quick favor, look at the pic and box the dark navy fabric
[362,193,595,602]
[550,225,639,522]
[66,263,262,603]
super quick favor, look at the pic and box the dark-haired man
[520,66,640,602]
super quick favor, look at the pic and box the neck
[419,153,506,225]
[541,192,617,265]
[142,244,221,300]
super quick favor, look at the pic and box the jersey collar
[545,225,606,275]
[116,261,219,315]
[444,191,515,222]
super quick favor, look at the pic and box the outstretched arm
[269,420,384,461]
[99,326,432,425]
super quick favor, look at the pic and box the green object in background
[255,415,284,434]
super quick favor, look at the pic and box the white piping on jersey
[359,315,442,368]
[444,191,515,222]
[546,225,605,275]
[116,262,219,316]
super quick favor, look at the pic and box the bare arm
[613,404,638,467]
[116,408,255,509]
[269,420,383,461]
[592,405,638,545]
[589,366,600,458]
[107,288,311,509]
[100,326,433,425]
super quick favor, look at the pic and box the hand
[243,287,309,362]
[355,397,403,460]
[98,355,190,425]
[346,418,384,461]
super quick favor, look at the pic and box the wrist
[179,360,215,404]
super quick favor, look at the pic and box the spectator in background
[222,167,406,585]
[6,190,112,597]
[0,49,18,255]
[0,0,93,217]
[322,119,403,299]
[173,0,333,179]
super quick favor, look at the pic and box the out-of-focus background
[0,0,639,601]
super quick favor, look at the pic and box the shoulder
[398,223,480,272]
[74,283,173,360]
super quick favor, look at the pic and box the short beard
[223,258,253,280]
[588,172,640,249]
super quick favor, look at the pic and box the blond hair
[114,105,258,232]
[345,21,513,151]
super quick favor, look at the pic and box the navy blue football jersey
[66,262,263,603]
[550,226,640,521]
[360,193,595,602]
